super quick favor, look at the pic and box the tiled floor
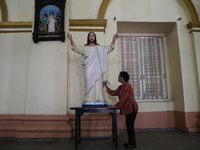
[0,129,200,150]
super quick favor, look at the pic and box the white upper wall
[105,0,189,22]
[5,0,34,21]
[69,0,102,19]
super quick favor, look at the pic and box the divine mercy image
[39,5,61,33]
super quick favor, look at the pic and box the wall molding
[175,111,200,132]
[69,19,107,27]
[187,21,200,30]
[189,29,200,33]
[0,22,33,33]
[97,0,111,19]
[69,19,107,32]
[181,0,199,22]
[178,0,200,30]
[0,22,32,28]
[1,111,198,139]
[0,20,107,33]
[0,30,32,33]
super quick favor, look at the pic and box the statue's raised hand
[67,33,73,40]
[113,33,118,41]
[112,33,118,45]
[67,33,74,47]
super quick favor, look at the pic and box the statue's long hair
[84,32,99,46]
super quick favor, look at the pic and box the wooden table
[70,106,119,149]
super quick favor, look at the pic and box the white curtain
[119,35,167,100]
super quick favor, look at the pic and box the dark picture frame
[33,0,66,43]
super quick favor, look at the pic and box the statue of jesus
[68,32,118,106]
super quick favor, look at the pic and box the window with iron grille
[118,34,170,101]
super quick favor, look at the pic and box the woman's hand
[103,80,110,88]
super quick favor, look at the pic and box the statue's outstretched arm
[67,33,74,47]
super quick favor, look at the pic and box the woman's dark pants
[125,106,137,145]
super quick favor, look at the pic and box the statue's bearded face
[88,32,96,43]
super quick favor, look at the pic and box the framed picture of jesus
[32,0,66,43]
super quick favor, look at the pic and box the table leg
[78,112,84,145]
[78,115,81,144]
[110,111,118,148]
[75,111,78,149]
[110,112,115,143]
[113,111,118,148]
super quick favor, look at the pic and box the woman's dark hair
[84,31,99,46]
[120,71,130,82]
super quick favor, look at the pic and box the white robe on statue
[48,18,55,32]
[71,43,114,102]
